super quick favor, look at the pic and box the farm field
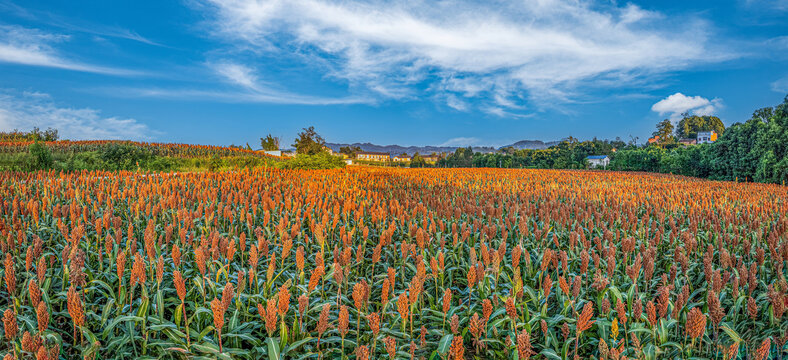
[0,168,786,360]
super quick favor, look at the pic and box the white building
[586,155,610,169]
[697,131,717,144]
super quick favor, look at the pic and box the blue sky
[0,0,786,147]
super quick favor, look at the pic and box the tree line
[437,96,788,184]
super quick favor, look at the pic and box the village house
[586,155,610,169]
[356,151,391,162]
[392,154,411,162]
[678,138,697,146]
[697,131,717,144]
[322,145,336,155]
[422,154,440,163]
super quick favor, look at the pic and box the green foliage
[260,134,281,151]
[652,119,675,143]
[339,146,362,157]
[437,139,627,169]
[277,152,346,169]
[292,126,326,155]
[99,143,153,170]
[0,126,59,142]
[410,152,427,168]
[675,113,725,139]
[28,141,54,170]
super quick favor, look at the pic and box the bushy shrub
[277,153,345,169]
[99,144,153,170]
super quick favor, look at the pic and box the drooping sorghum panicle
[355,345,369,360]
[367,312,380,336]
[397,293,409,322]
[381,279,391,306]
[5,253,16,296]
[36,302,49,333]
[211,297,224,331]
[298,294,308,318]
[67,285,84,328]
[727,342,740,360]
[295,246,304,272]
[754,338,771,360]
[469,313,481,339]
[450,335,464,360]
[29,278,42,308]
[37,257,47,285]
[3,308,17,339]
[265,298,277,335]
[36,346,48,360]
[482,299,492,322]
[576,301,594,335]
[442,288,451,314]
[747,297,758,320]
[173,270,186,302]
[116,251,126,282]
[646,300,657,327]
[542,275,552,299]
[131,253,146,287]
[384,336,396,359]
[353,281,368,311]
[685,307,706,339]
[505,297,517,320]
[156,255,164,285]
[172,244,181,268]
[516,329,532,360]
[316,304,331,336]
[450,314,459,334]
[222,282,235,312]
[616,298,627,325]
[338,305,349,337]
[561,322,570,341]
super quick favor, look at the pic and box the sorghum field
[1,168,786,360]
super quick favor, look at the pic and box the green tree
[340,146,362,157]
[652,119,675,143]
[675,114,725,139]
[28,141,53,170]
[410,153,426,168]
[260,134,280,151]
[292,126,326,155]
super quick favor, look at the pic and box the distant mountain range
[325,139,561,156]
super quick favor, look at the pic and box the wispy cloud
[772,76,788,93]
[651,93,722,121]
[0,90,155,140]
[107,86,372,105]
[0,25,141,75]
[200,0,729,114]
[440,136,479,147]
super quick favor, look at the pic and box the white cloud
[0,25,139,75]
[211,61,262,90]
[440,137,479,146]
[772,76,788,93]
[0,90,154,140]
[200,0,726,113]
[651,92,722,121]
[108,87,372,105]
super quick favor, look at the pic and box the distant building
[282,151,296,158]
[586,155,610,169]
[357,151,390,162]
[263,150,281,157]
[392,154,411,162]
[648,136,660,144]
[344,159,353,165]
[678,138,697,146]
[422,154,440,163]
[322,145,336,155]
[697,131,717,144]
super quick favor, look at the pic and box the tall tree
[652,119,675,144]
[675,114,725,139]
[292,126,326,155]
[260,134,280,151]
